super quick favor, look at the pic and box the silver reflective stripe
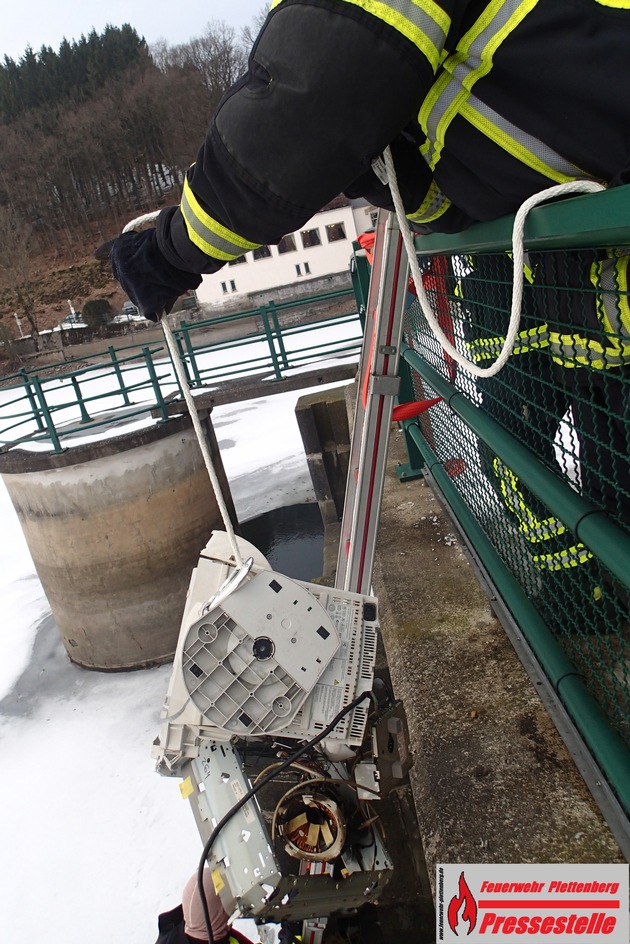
[594,258,630,340]
[421,0,594,183]
[181,177,259,261]
[423,0,528,168]
[408,179,451,223]
[274,0,449,68]
[468,326,549,361]
[459,94,593,181]
[386,0,450,51]
[548,334,629,369]
[533,545,593,570]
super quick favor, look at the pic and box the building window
[301,228,321,249]
[370,210,379,227]
[278,234,297,254]
[326,222,346,242]
[295,264,302,277]
[304,262,311,275]
[221,282,228,294]
[228,255,247,266]
[230,280,236,292]
[253,245,272,260]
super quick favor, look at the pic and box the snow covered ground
[0,340,356,943]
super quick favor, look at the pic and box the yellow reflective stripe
[594,0,630,6]
[533,545,593,570]
[458,98,591,184]
[181,177,260,262]
[272,0,449,70]
[494,455,592,567]
[494,459,566,543]
[407,179,452,223]
[618,256,630,334]
[548,331,630,369]
[506,251,536,284]
[468,327,630,367]
[337,0,449,69]
[467,325,549,361]
[590,255,630,341]
[420,0,539,170]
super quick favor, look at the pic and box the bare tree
[0,207,41,348]
[0,321,23,372]
[240,4,271,49]
[150,20,248,107]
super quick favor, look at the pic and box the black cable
[197,691,373,943]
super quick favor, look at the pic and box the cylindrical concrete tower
[0,411,237,670]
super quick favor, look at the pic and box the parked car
[122,299,139,316]
[110,300,146,324]
[58,314,87,330]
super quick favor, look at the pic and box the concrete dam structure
[0,410,235,670]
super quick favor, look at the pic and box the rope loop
[383,147,605,378]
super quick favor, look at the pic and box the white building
[197,199,377,307]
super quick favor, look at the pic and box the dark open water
[239,502,324,582]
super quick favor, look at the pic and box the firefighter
[98,0,630,320]
[98,0,629,623]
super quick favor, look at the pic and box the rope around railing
[123,210,244,568]
[123,165,604,552]
[382,146,605,378]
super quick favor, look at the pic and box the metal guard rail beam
[413,183,630,256]
[401,344,630,593]
[0,302,364,451]
[404,418,630,829]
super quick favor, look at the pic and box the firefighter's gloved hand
[95,229,201,323]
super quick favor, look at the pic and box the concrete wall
[295,386,352,527]
[0,412,236,670]
[13,321,152,357]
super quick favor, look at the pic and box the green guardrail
[362,186,630,824]
[0,288,362,453]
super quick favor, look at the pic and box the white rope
[122,210,161,233]
[383,146,605,378]
[160,317,244,567]
[124,210,244,568]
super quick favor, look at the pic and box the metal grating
[403,247,630,748]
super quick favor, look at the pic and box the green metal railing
[0,290,361,452]
[381,186,630,822]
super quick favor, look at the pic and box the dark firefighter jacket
[155,0,630,280]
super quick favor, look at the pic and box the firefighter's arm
[101,1,445,319]
[157,1,436,274]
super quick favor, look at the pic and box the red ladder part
[392,397,442,422]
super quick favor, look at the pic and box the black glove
[95,229,202,323]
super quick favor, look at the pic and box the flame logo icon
[448,871,478,936]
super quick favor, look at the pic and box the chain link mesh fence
[402,247,630,747]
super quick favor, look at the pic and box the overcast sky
[2,0,268,61]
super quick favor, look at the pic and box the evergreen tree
[0,11,264,260]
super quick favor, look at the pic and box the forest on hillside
[0,9,267,345]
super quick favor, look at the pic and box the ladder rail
[336,212,410,595]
